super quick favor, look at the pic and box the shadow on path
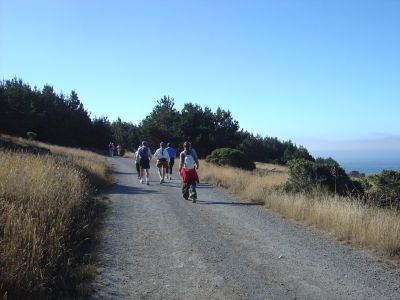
[113,171,137,175]
[196,200,265,206]
[197,183,214,189]
[111,183,159,195]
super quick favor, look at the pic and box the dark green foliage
[349,170,366,178]
[0,78,315,163]
[370,170,400,209]
[206,148,256,170]
[238,133,313,164]
[178,104,241,157]
[111,118,140,151]
[0,78,92,147]
[139,96,181,149]
[91,116,112,149]
[285,158,360,196]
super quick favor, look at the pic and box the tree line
[0,78,312,162]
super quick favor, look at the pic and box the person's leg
[158,166,163,183]
[136,163,141,179]
[161,162,167,181]
[182,183,189,199]
[169,159,174,179]
[189,181,197,202]
[145,168,149,185]
[140,167,144,183]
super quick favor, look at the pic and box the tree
[139,96,181,149]
[111,118,140,150]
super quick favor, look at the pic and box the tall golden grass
[0,136,111,298]
[200,161,400,258]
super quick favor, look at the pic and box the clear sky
[1,0,399,163]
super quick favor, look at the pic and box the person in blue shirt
[165,142,177,180]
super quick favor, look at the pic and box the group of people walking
[108,142,122,157]
[134,141,199,202]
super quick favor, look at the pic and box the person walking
[134,145,141,180]
[154,142,170,184]
[108,142,115,157]
[165,142,176,180]
[179,141,199,203]
[138,141,152,185]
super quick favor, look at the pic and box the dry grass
[1,134,110,188]
[200,160,288,201]
[0,135,112,298]
[123,150,135,159]
[200,161,400,259]
[255,162,288,172]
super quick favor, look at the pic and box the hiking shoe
[140,179,143,184]
[146,181,149,185]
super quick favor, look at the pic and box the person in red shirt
[179,141,199,203]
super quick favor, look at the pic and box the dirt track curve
[91,157,400,299]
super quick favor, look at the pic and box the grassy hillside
[0,134,112,299]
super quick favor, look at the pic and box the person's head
[142,141,147,147]
[160,141,165,148]
[183,141,191,151]
[167,142,172,148]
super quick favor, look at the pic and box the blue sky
[1,0,399,163]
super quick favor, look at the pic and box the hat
[160,141,165,147]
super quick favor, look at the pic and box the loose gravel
[92,157,400,299]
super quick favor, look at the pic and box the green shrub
[206,148,256,170]
[285,158,361,196]
[370,170,400,209]
[26,131,37,140]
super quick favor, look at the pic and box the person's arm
[179,152,184,173]
[193,151,199,169]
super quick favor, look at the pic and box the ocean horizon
[339,160,400,174]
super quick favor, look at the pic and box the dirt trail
[92,157,400,299]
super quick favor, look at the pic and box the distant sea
[339,160,400,174]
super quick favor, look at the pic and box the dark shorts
[139,158,150,169]
[157,160,168,168]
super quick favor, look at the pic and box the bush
[370,170,400,209]
[285,158,361,196]
[206,148,256,170]
[26,131,37,140]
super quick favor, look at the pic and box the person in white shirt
[134,145,141,180]
[154,141,170,184]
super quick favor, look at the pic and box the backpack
[139,147,149,160]
[184,150,196,170]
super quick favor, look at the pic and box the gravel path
[92,157,400,299]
